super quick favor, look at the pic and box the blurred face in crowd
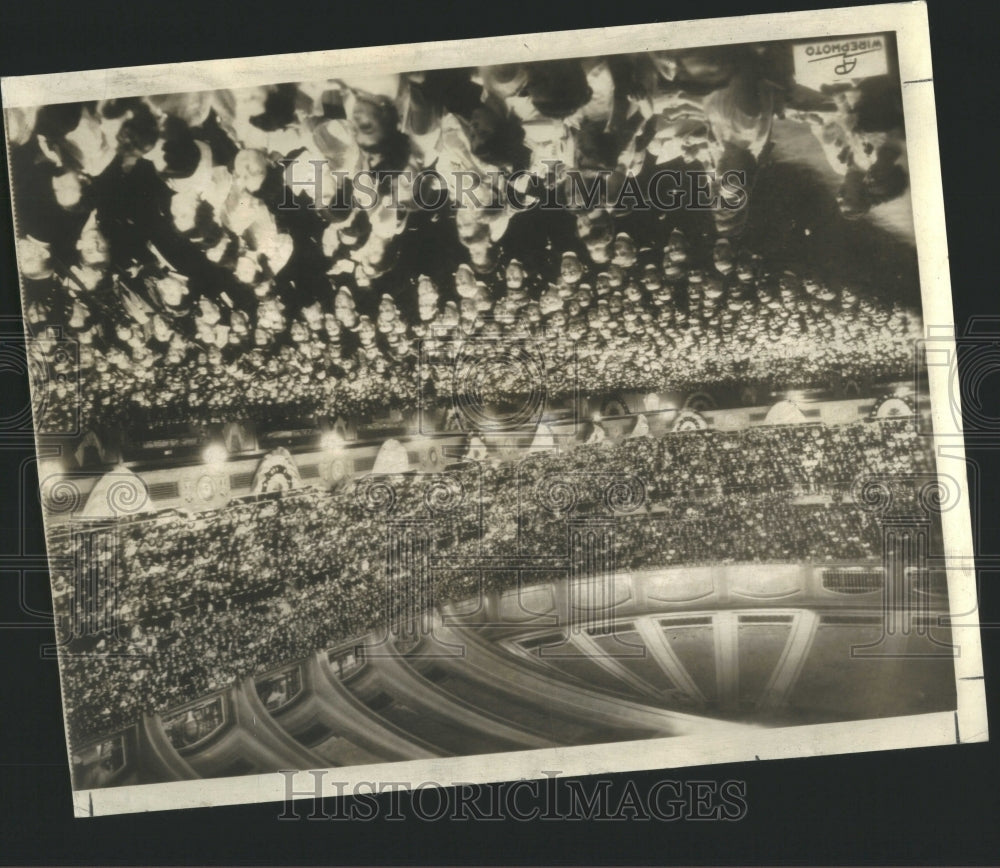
[6,106,36,147]
[230,311,250,337]
[68,300,89,328]
[467,105,500,154]
[18,237,52,280]
[447,208,478,247]
[53,171,84,210]
[665,229,688,264]
[229,86,268,124]
[116,106,159,160]
[612,233,637,268]
[538,287,561,315]
[77,226,110,266]
[378,296,397,320]
[560,252,583,285]
[170,193,199,233]
[357,316,376,345]
[607,265,627,289]
[778,274,800,299]
[322,313,340,338]
[351,95,395,151]
[152,315,174,343]
[417,277,439,321]
[302,303,323,331]
[459,296,478,324]
[468,239,495,273]
[164,336,186,363]
[642,264,662,291]
[335,290,358,329]
[455,263,478,297]
[713,238,734,275]
[417,275,437,301]
[197,297,221,323]
[567,319,586,340]
[233,149,269,194]
[156,275,188,307]
[419,295,438,322]
[586,238,611,264]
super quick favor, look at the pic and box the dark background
[0,0,997,863]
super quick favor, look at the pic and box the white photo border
[2,0,988,818]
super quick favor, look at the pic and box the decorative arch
[763,400,807,426]
[672,410,709,432]
[371,439,411,475]
[629,414,651,438]
[465,435,489,462]
[600,395,631,418]
[252,448,302,494]
[74,429,114,468]
[683,391,717,412]
[738,385,760,407]
[529,424,556,452]
[874,396,914,419]
[222,422,254,454]
[330,416,351,440]
[80,467,153,518]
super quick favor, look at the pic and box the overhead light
[320,431,345,452]
[203,443,228,466]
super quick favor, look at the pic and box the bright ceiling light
[203,443,228,465]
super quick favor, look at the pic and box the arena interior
[6,37,958,790]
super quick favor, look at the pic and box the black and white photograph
[1,0,987,819]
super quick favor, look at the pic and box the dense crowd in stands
[51,417,936,744]
[15,43,923,746]
[10,47,914,433]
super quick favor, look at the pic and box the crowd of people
[15,43,925,749]
[9,47,915,434]
[51,417,937,745]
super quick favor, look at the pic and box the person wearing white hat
[454,263,479,299]
[559,251,584,286]
[417,281,441,324]
[333,287,359,330]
